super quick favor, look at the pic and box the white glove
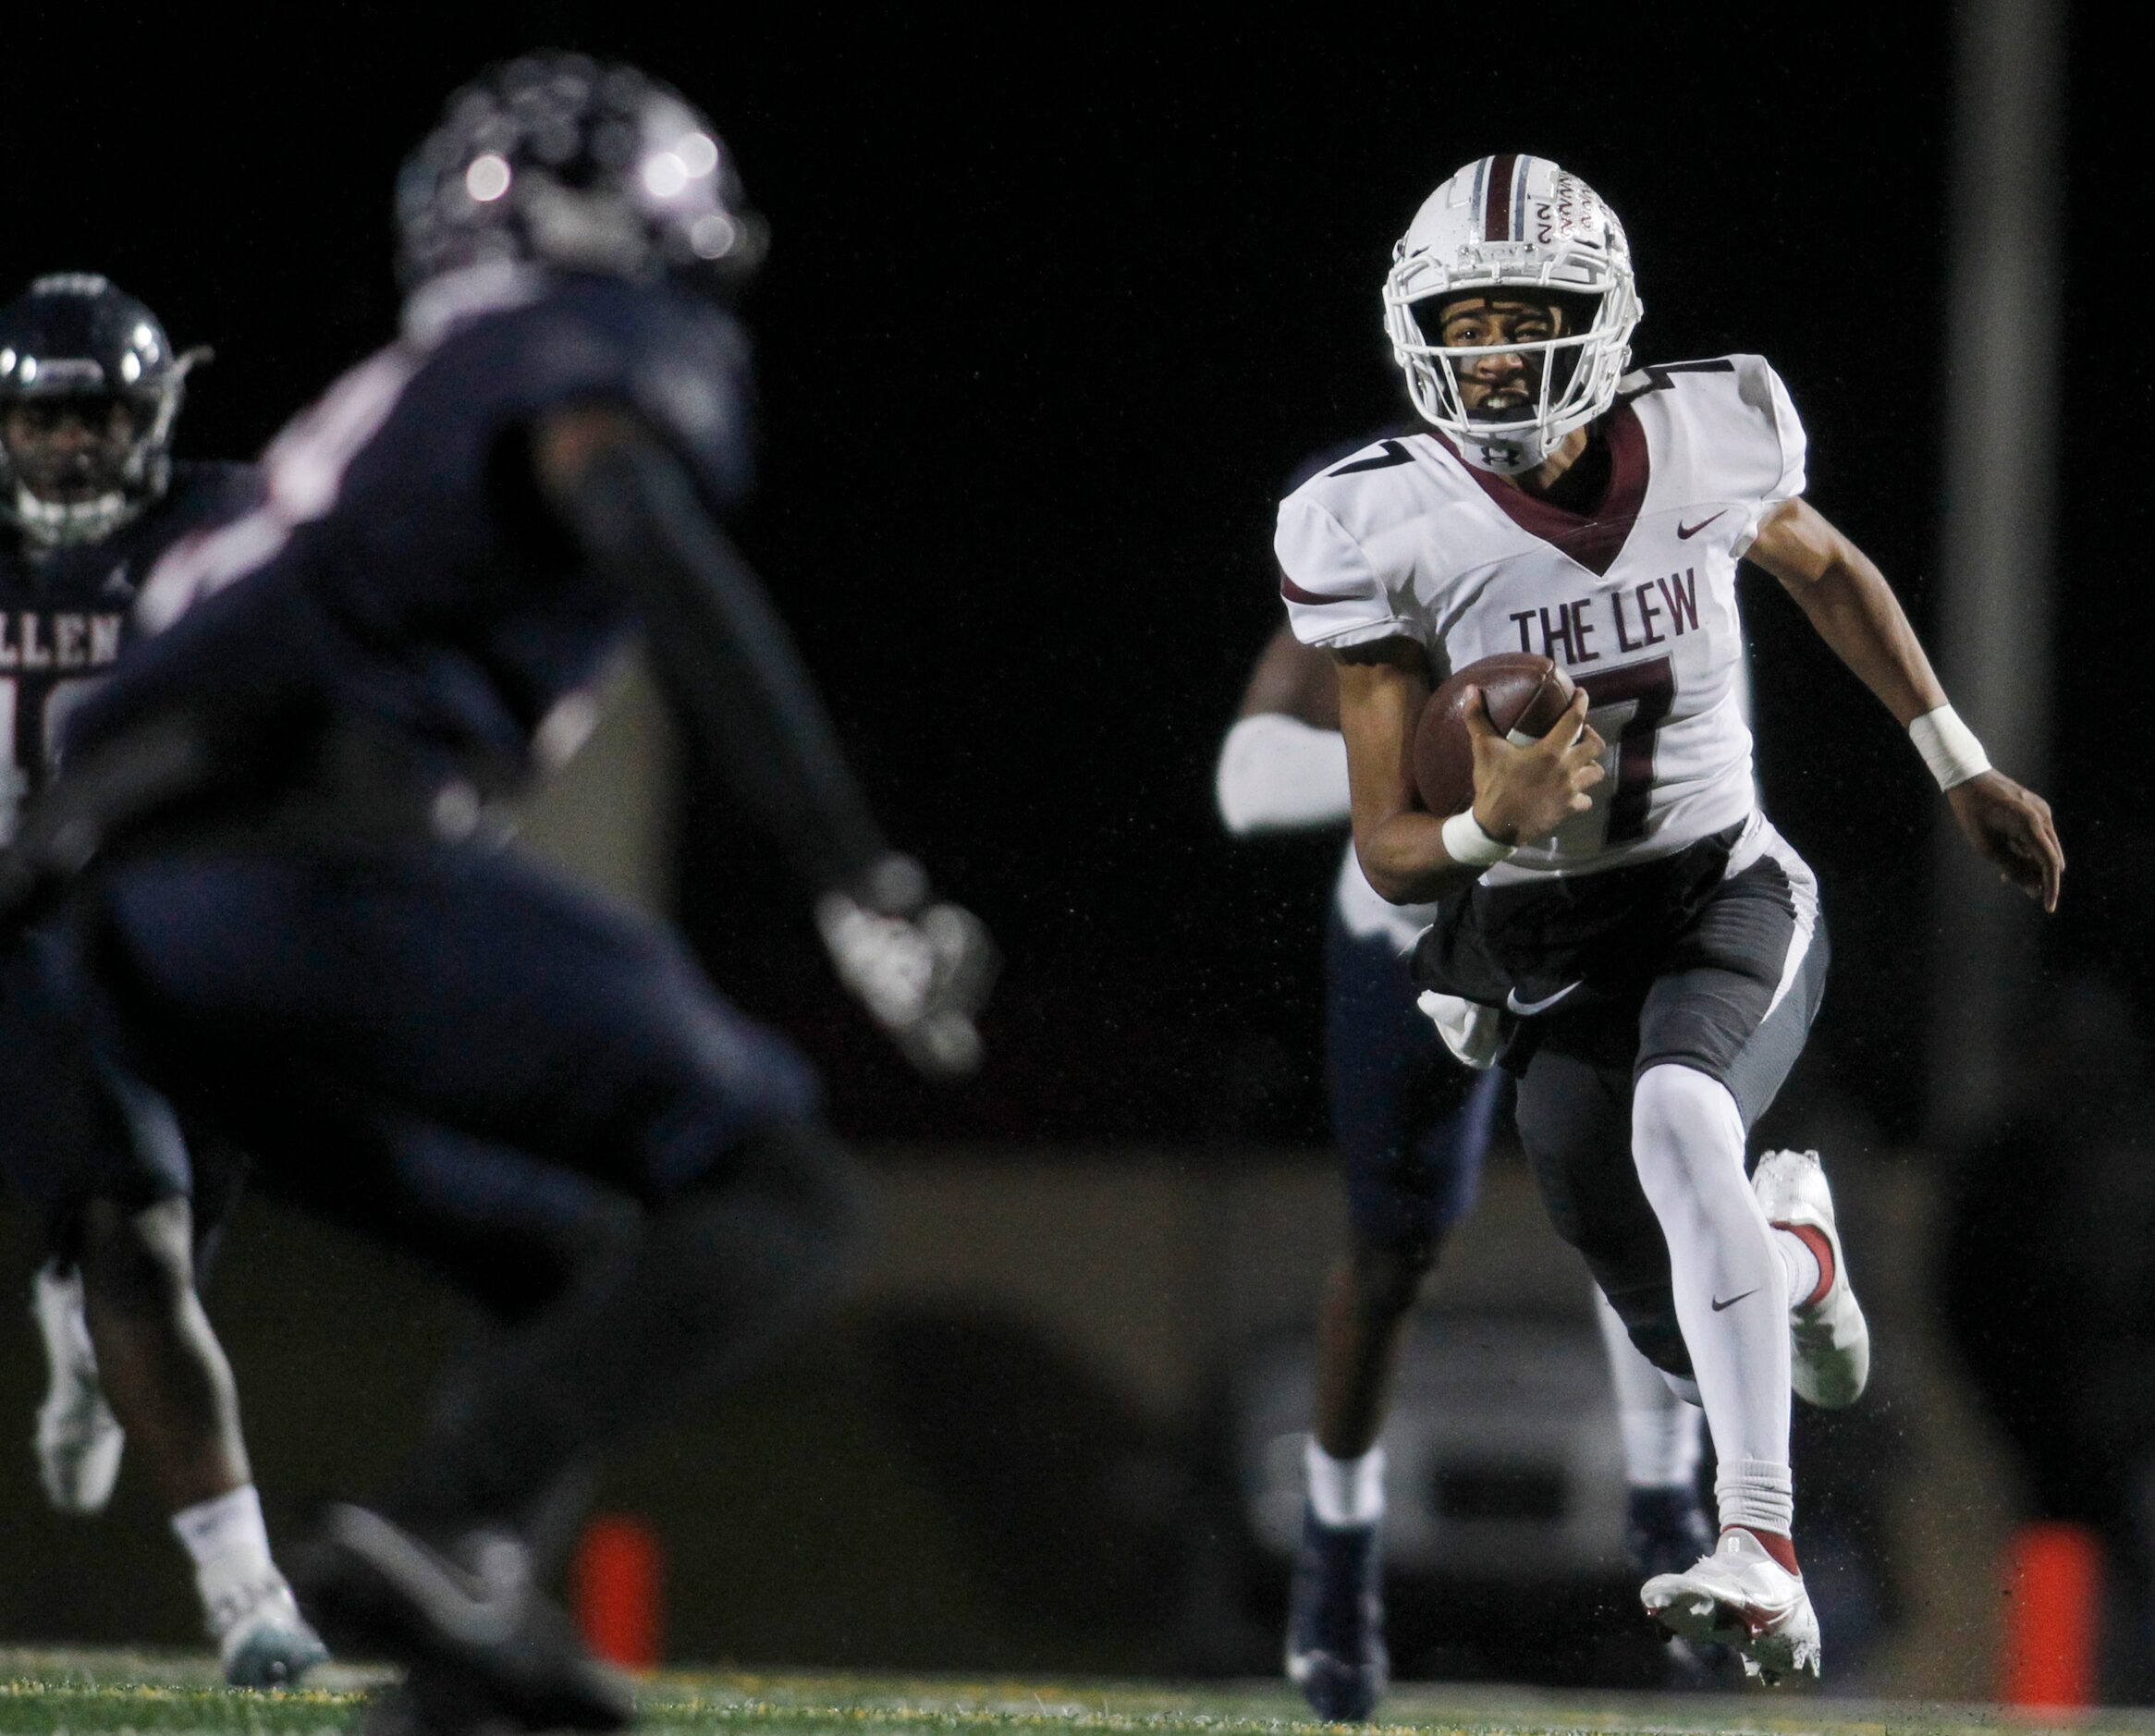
[817,856,997,1077]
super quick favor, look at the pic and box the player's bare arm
[533,400,893,894]
[1334,638,1603,904]
[534,401,995,1076]
[1745,495,2063,911]
[1236,623,1341,727]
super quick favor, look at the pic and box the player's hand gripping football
[1462,686,1606,847]
[1946,770,2064,912]
[816,853,998,1077]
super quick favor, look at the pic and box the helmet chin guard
[1382,154,1641,474]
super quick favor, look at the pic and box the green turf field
[4,1648,2149,1736]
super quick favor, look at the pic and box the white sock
[1305,1438,1386,1527]
[1591,1288,1704,1488]
[172,1484,275,1583]
[1715,1456,1795,1538]
[1771,1227,1821,1310]
[1629,1064,1793,1529]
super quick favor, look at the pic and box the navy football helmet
[0,274,204,547]
[395,53,767,299]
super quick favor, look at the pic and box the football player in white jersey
[1275,153,2062,1683]
[1220,619,1726,1716]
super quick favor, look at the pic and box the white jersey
[1276,355,1805,886]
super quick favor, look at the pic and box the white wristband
[1441,808,1516,869]
[1908,703,1990,791]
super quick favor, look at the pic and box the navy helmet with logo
[0,274,204,547]
[395,52,767,300]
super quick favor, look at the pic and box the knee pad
[1631,1063,1744,1164]
[1630,1064,1748,1224]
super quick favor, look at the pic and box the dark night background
[8,4,2137,1151]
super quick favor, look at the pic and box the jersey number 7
[1570,655,1674,848]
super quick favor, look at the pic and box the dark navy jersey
[0,461,262,838]
[66,267,754,795]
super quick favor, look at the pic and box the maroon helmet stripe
[1431,402,1651,579]
[1483,153,1519,241]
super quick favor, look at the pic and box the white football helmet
[1382,154,1641,475]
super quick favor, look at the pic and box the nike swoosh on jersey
[1505,981,1582,1016]
[1677,510,1730,540]
[1711,1288,1760,1312]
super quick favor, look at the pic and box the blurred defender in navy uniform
[2,54,993,1736]
[0,274,329,1684]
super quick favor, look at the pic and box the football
[1413,653,1578,817]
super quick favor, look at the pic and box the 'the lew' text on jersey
[1275,355,1805,884]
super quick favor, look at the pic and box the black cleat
[1284,1506,1388,1722]
[296,1504,634,1733]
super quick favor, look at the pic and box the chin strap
[1456,437,1544,476]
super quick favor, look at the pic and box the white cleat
[1641,1527,1821,1684]
[202,1565,331,1688]
[31,1264,125,1514]
[1754,1147,1870,1409]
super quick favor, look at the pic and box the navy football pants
[1324,911,1507,1260]
[71,839,857,1529]
[0,927,246,1265]
[79,842,827,1261]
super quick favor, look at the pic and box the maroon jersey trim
[1434,404,1648,578]
[1279,573,1367,606]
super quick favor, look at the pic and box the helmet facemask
[1392,286,1625,475]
